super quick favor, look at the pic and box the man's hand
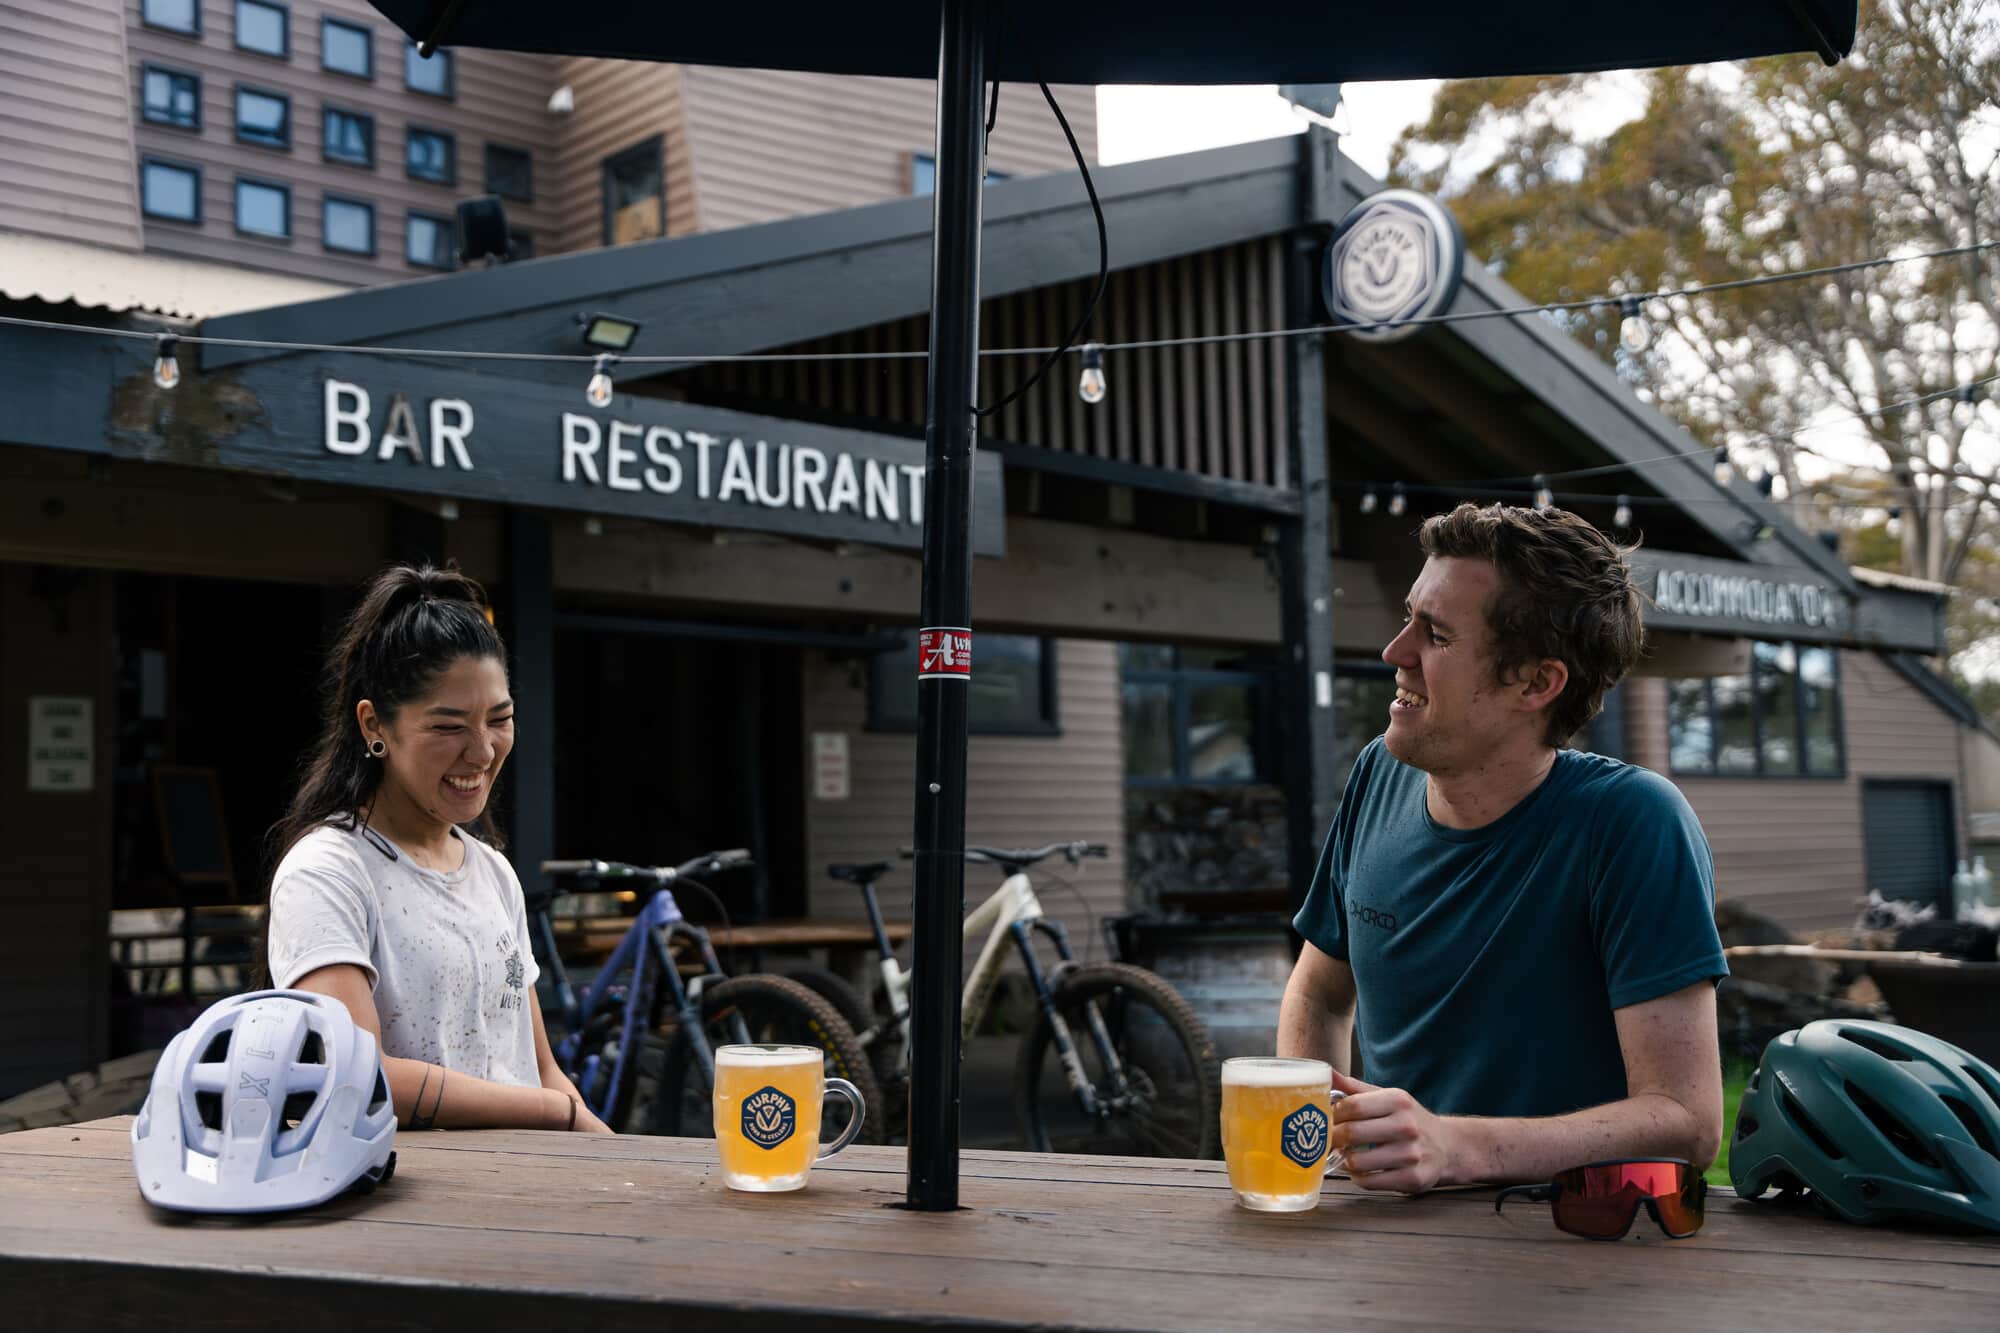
[1329,1068,1461,1195]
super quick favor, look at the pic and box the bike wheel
[654,974,885,1144]
[1014,962,1222,1160]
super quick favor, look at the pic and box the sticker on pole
[918,627,972,681]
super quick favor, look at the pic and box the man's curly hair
[1418,503,1643,747]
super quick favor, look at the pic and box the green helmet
[1731,1019,2000,1233]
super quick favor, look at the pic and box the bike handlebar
[539,849,753,881]
[895,841,1107,868]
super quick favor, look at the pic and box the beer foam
[716,1044,822,1069]
[1222,1057,1331,1087]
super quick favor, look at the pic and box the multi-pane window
[406,127,455,183]
[235,0,288,57]
[142,0,199,35]
[141,67,201,129]
[485,144,533,200]
[141,159,201,222]
[406,212,453,269]
[322,107,374,167]
[234,178,290,238]
[235,87,290,149]
[1668,641,1843,778]
[1120,644,1276,785]
[404,40,452,97]
[602,138,665,245]
[323,196,375,255]
[870,632,1058,734]
[321,17,371,78]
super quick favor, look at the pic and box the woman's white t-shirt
[267,822,542,1087]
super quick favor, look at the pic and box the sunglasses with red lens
[1494,1158,1706,1241]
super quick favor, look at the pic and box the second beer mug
[712,1044,865,1193]
[1221,1056,1334,1212]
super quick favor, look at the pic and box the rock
[1715,899,1836,997]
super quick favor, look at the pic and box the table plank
[2,1120,1994,1332]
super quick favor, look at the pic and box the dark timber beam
[500,509,555,902]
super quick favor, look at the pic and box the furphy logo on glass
[741,1086,797,1149]
[1281,1103,1328,1168]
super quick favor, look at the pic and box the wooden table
[4,1118,1995,1330]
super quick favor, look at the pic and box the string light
[1388,481,1407,517]
[1077,343,1106,405]
[1712,447,1732,485]
[1533,476,1553,510]
[586,353,615,409]
[152,334,180,390]
[1359,486,1379,515]
[1614,495,1633,530]
[1617,295,1650,354]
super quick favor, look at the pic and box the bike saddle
[828,861,895,883]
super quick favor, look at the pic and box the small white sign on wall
[28,696,93,793]
[812,732,850,801]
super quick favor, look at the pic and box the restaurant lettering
[1651,566,1843,630]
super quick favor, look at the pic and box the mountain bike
[824,843,1221,1158]
[529,851,880,1141]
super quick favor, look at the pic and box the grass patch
[1709,1061,1753,1188]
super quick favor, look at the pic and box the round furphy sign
[1321,189,1466,344]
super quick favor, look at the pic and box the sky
[1096,81,1442,181]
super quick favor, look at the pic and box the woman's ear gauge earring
[368,739,387,758]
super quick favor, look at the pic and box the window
[1668,641,1844,778]
[1331,667,1398,792]
[910,153,1009,195]
[321,17,372,78]
[141,66,201,130]
[234,87,290,149]
[485,144,533,201]
[869,632,1058,734]
[1119,644,1276,785]
[322,196,374,255]
[322,107,374,167]
[235,0,288,57]
[234,178,290,238]
[140,159,201,222]
[406,211,453,269]
[602,138,664,246]
[404,40,452,97]
[405,127,455,183]
[142,0,199,35]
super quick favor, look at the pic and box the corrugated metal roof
[0,233,346,321]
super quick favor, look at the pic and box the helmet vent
[1837,1027,1914,1061]
[199,1030,232,1065]
[1965,1062,2000,1114]
[1845,1081,1939,1168]
[1734,1112,1759,1141]
[1781,1087,1845,1160]
[297,1030,325,1065]
[368,1069,389,1115]
[196,1090,223,1131]
[281,1092,317,1128]
[1939,1094,1998,1159]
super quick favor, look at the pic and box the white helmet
[132,989,396,1213]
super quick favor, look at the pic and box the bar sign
[917,628,972,681]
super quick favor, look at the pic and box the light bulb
[1614,495,1633,530]
[152,334,180,390]
[1359,487,1379,516]
[1533,476,1553,510]
[1618,295,1649,354]
[1712,447,1732,485]
[1078,343,1107,405]
[586,354,615,409]
[1387,482,1407,517]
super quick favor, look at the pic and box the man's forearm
[1276,980,1353,1075]
[1443,1092,1715,1185]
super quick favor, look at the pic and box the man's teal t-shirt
[1293,739,1727,1119]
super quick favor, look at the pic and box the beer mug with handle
[713,1044,866,1192]
[1221,1057,1334,1212]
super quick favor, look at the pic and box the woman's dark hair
[268,563,509,869]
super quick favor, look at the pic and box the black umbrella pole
[905,0,987,1213]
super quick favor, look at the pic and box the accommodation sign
[313,376,1004,556]
[1638,551,1849,641]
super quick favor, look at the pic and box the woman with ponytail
[266,563,611,1133]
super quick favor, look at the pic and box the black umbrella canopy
[369,1,1855,80]
[372,0,1856,1212]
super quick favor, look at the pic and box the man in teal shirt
[1280,503,1727,1194]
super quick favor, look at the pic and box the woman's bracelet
[567,1095,579,1132]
